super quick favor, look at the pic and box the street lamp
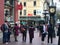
[43,10,49,23]
[43,0,49,24]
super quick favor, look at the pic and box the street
[0,30,58,45]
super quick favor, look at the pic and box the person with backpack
[20,24,27,42]
[1,21,9,44]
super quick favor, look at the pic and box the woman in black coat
[57,24,60,45]
[29,25,35,43]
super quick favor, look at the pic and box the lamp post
[43,10,49,23]
[43,0,49,24]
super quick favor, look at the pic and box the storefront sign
[28,14,33,16]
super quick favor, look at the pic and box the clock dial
[50,8,55,13]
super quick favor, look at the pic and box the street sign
[28,14,33,16]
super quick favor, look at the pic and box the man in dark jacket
[38,24,43,37]
[57,24,60,45]
[1,21,9,44]
[29,25,35,43]
[47,24,54,44]
[20,24,27,42]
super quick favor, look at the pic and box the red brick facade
[0,0,18,26]
[14,0,18,23]
[0,0,4,26]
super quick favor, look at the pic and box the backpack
[1,24,5,32]
[20,26,25,33]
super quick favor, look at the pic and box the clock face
[50,8,55,13]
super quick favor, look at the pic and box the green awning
[20,17,44,21]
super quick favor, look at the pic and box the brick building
[0,0,4,26]
[0,0,18,26]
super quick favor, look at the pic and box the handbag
[20,27,25,33]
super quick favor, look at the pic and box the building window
[10,0,14,5]
[24,2,26,7]
[34,1,36,6]
[20,10,22,15]
[20,2,22,5]
[5,0,8,3]
[5,0,10,5]
[34,10,36,15]
[5,10,10,16]
[24,10,26,15]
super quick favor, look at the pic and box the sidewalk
[0,30,2,38]
[0,30,58,45]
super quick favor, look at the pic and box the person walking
[13,23,19,42]
[20,24,27,42]
[7,22,11,42]
[38,24,43,37]
[47,24,54,44]
[57,24,60,45]
[1,21,9,44]
[28,25,35,43]
[41,23,47,43]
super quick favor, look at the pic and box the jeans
[3,32,8,43]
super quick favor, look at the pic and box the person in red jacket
[13,23,19,42]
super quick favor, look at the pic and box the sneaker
[5,42,8,44]
[15,40,18,42]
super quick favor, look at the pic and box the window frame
[34,1,36,6]
[34,10,36,15]
[24,2,26,7]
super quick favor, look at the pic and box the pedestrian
[41,23,47,43]
[28,25,35,43]
[7,22,11,42]
[57,24,60,45]
[47,24,54,44]
[20,24,27,42]
[13,23,19,42]
[1,21,9,44]
[38,24,43,37]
